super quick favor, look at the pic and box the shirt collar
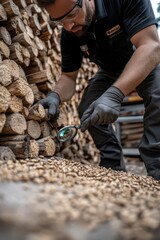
[94,0,108,20]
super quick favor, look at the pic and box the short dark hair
[36,0,56,8]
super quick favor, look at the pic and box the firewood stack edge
[0,0,99,163]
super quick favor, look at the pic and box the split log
[0,27,12,45]
[1,0,20,17]
[0,113,6,133]
[0,139,29,159]
[21,106,29,118]
[40,121,51,138]
[37,81,54,92]
[27,120,41,139]
[29,13,41,35]
[12,32,33,47]
[0,134,27,142]
[29,139,39,158]
[37,136,56,156]
[7,77,28,97]
[2,59,20,79]
[26,70,52,84]
[7,95,23,113]
[0,146,16,161]
[0,64,12,86]
[22,85,34,107]
[13,0,27,9]
[27,103,46,121]
[0,40,10,58]
[0,4,7,21]
[0,85,11,113]
[2,113,27,135]
[6,16,26,35]
[9,42,23,64]
[29,83,43,102]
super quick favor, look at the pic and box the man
[37,0,160,180]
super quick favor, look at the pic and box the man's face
[45,0,94,36]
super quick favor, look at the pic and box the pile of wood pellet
[0,158,160,240]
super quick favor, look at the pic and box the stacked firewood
[0,0,99,163]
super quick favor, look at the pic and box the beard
[71,3,94,37]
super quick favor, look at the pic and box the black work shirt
[61,0,157,73]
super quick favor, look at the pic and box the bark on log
[0,139,29,159]
[0,113,6,133]
[40,121,51,138]
[1,0,20,17]
[0,146,16,161]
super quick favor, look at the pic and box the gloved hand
[39,91,61,119]
[81,86,125,132]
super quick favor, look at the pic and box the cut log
[0,85,11,113]
[7,95,23,113]
[26,70,51,84]
[0,113,6,133]
[27,103,46,121]
[13,0,27,8]
[0,139,29,159]
[12,32,33,47]
[37,136,56,156]
[0,146,16,161]
[21,106,29,118]
[0,63,12,86]
[1,0,20,17]
[9,43,23,64]
[7,77,28,97]
[40,121,51,138]
[29,139,39,158]
[2,59,20,79]
[0,40,10,58]
[0,27,12,45]
[2,113,27,135]
[27,120,41,139]
[29,83,42,102]
[7,16,26,35]
[0,4,7,21]
[22,85,34,107]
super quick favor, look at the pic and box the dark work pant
[78,68,126,171]
[136,65,160,177]
[78,66,160,176]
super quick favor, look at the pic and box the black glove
[40,91,61,119]
[81,86,125,132]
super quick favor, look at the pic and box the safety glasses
[50,0,82,24]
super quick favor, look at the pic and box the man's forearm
[114,43,160,96]
[54,73,77,102]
